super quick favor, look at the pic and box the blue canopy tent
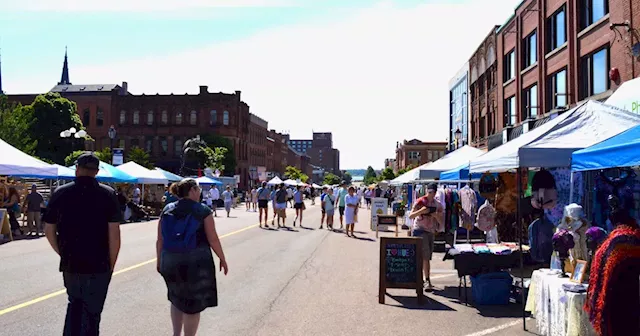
[68,161,137,183]
[195,176,223,186]
[571,124,640,171]
[53,164,76,180]
[155,168,183,182]
[439,163,482,181]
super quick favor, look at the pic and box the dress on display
[459,186,477,231]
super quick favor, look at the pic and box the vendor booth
[67,161,137,183]
[0,139,58,178]
[155,168,183,182]
[604,76,640,114]
[418,145,484,180]
[117,162,168,185]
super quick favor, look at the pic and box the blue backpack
[161,202,201,253]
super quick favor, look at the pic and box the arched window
[479,57,486,73]
[174,138,183,156]
[210,110,217,126]
[487,46,496,65]
[223,110,229,126]
[175,111,183,125]
[161,110,168,124]
[119,110,126,125]
[82,108,90,126]
[147,111,154,125]
[133,111,140,125]
[471,66,478,83]
[96,107,104,127]
[190,110,197,125]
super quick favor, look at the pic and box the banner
[112,148,124,166]
[370,197,389,231]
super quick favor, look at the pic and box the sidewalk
[252,206,530,336]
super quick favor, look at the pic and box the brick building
[384,158,397,172]
[394,139,447,171]
[495,0,639,149]
[248,113,268,186]
[286,132,340,175]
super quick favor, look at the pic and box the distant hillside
[345,169,381,176]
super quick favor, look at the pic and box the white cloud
[12,0,521,169]
[2,0,296,12]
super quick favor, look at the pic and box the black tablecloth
[444,251,525,278]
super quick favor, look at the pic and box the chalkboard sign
[378,237,424,304]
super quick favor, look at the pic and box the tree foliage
[200,133,236,175]
[323,173,341,185]
[64,150,85,167]
[378,167,397,181]
[181,136,227,175]
[284,166,309,183]
[0,95,37,155]
[95,147,112,163]
[363,166,377,185]
[126,147,153,169]
[342,171,352,184]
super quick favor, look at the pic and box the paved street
[0,201,535,336]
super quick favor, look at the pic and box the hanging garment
[444,188,453,233]
[476,200,496,232]
[591,171,637,229]
[451,190,461,231]
[528,215,554,264]
[479,172,497,200]
[495,173,518,213]
[459,186,478,231]
[435,187,446,210]
[531,169,558,210]
[485,227,499,243]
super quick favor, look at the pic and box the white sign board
[370,197,388,231]
[112,148,124,166]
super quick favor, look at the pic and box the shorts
[294,202,303,209]
[338,206,345,216]
[224,201,232,212]
[415,230,435,261]
[325,209,334,217]
[365,198,371,204]
[275,202,287,210]
[258,200,269,209]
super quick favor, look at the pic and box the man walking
[209,185,220,217]
[257,182,271,228]
[23,184,44,236]
[44,153,122,336]
[335,182,348,230]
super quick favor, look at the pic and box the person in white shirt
[132,185,141,205]
[222,186,234,217]
[356,187,363,208]
[251,187,258,212]
[209,185,220,217]
[344,187,359,237]
[202,187,212,208]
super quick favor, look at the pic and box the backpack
[276,189,287,203]
[161,202,201,253]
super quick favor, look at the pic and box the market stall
[0,139,58,178]
[155,168,183,182]
[267,176,283,186]
[117,162,168,185]
[418,145,484,180]
[67,161,137,183]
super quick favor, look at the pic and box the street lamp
[454,128,462,149]
[108,125,117,149]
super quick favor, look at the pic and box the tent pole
[517,167,526,331]
[569,171,574,204]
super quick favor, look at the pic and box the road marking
[0,218,269,317]
[462,320,522,336]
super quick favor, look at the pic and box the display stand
[376,214,398,238]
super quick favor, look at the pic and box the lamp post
[454,128,462,149]
[60,127,88,152]
[108,125,117,151]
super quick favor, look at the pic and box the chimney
[199,85,208,94]
[120,81,128,95]
[235,90,241,101]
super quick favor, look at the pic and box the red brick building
[484,0,640,149]
[395,139,447,171]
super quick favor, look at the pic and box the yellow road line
[0,217,272,317]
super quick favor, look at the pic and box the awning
[418,145,485,179]
[68,161,137,183]
[439,164,481,181]
[572,123,640,171]
[117,162,168,184]
[155,168,183,182]
[389,166,421,186]
[0,138,58,178]
[53,164,76,180]
[195,176,223,185]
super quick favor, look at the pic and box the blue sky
[0,0,520,169]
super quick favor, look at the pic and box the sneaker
[424,281,433,292]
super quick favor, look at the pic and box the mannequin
[557,203,590,262]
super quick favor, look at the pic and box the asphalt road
[0,201,535,336]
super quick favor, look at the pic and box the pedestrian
[209,185,220,217]
[43,153,122,336]
[293,186,305,227]
[344,187,359,237]
[275,184,288,228]
[356,187,363,208]
[132,184,142,205]
[222,186,233,217]
[323,188,335,230]
[162,184,178,207]
[202,185,212,209]
[2,186,22,237]
[335,182,348,230]
[287,187,294,208]
[309,185,316,205]
[23,184,44,236]
[408,182,443,292]
[245,188,252,212]
[156,178,228,336]
[251,186,258,212]
[319,187,328,228]
[364,188,372,209]
[257,182,271,228]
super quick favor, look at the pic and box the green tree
[64,150,86,166]
[284,165,308,182]
[342,171,353,184]
[379,167,397,181]
[127,147,153,169]
[28,93,84,164]
[323,173,341,185]
[363,166,377,185]
[200,133,236,175]
[396,164,415,176]
[95,147,112,163]
[0,96,37,155]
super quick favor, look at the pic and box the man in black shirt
[44,153,122,336]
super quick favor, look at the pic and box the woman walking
[2,187,22,237]
[156,178,228,336]
[293,186,305,227]
[344,186,359,237]
[222,186,233,217]
[322,188,335,230]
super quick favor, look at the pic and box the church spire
[58,46,71,85]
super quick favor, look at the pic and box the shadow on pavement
[259,227,279,231]
[386,294,457,311]
[351,236,376,242]
[433,286,527,318]
[279,227,300,232]
[298,226,315,231]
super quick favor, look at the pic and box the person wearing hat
[44,153,122,335]
[408,182,443,292]
[23,183,44,236]
[335,181,349,230]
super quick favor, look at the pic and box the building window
[523,84,538,119]
[82,108,90,126]
[479,116,486,139]
[119,110,126,125]
[427,151,433,161]
[145,137,153,153]
[504,50,515,81]
[160,137,168,155]
[190,110,197,125]
[147,111,154,125]
[547,6,566,52]
[175,111,183,125]
[161,110,168,124]
[223,111,229,125]
[133,111,140,125]
[210,110,217,125]
[174,138,182,156]
[408,151,420,160]
[96,107,104,127]
[548,69,567,109]
[505,96,517,126]
[580,47,609,99]
[581,0,608,29]
[522,31,537,68]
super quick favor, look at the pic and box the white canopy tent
[470,100,640,173]
[417,145,485,179]
[117,162,169,184]
[311,183,322,189]
[0,138,58,178]
[267,176,283,186]
[605,76,640,113]
[283,179,299,186]
[389,165,421,186]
